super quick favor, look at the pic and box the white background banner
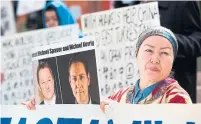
[105,104,201,124]
[1,105,107,124]
[1,104,201,124]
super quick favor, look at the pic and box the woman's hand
[21,96,36,110]
[100,101,109,113]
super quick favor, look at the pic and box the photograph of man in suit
[68,54,98,104]
[37,61,58,105]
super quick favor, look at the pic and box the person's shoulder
[165,78,192,104]
[165,78,188,94]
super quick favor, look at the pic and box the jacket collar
[158,1,169,9]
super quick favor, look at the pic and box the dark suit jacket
[40,96,62,104]
[159,1,201,103]
[40,101,44,105]
[74,97,100,104]
[91,99,99,104]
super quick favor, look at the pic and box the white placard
[1,105,107,124]
[1,24,79,105]
[17,0,46,16]
[0,1,16,36]
[81,2,160,97]
[105,104,201,124]
[1,104,201,124]
[32,36,101,105]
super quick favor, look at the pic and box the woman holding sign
[100,26,192,112]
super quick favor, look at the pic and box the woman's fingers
[28,97,36,110]
[21,102,26,105]
[21,96,36,110]
[100,101,109,113]
[26,100,36,110]
[30,97,36,106]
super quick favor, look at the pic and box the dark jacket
[40,96,62,105]
[74,96,100,104]
[159,1,201,103]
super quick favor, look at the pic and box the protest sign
[1,1,16,36]
[32,36,100,104]
[105,104,201,124]
[81,2,160,97]
[1,104,200,124]
[17,0,46,16]
[1,24,79,104]
[1,105,107,124]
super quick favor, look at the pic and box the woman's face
[137,36,174,83]
[45,10,59,28]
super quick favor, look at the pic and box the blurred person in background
[43,0,83,37]
[42,0,75,28]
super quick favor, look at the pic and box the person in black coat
[114,1,201,103]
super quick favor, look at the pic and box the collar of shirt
[44,94,56,105]
[132,80,159,104]
[75,96,91,104]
